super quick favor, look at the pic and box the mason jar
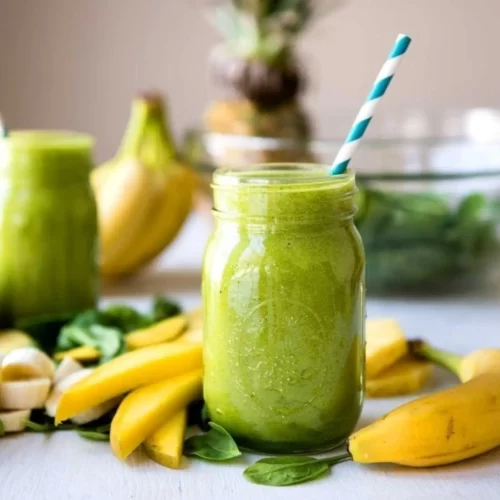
[203,164,365,454]
[0,132,98,334]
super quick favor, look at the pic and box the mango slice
[177,307,202,344]
[111,370,202,460]
[125,315,187,350]
[366,318,408,378]
[55,341,202,423]
[54,346,101,363]
[366,356,434,398]
[144,408,187,469]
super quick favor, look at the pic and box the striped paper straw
[330,34,412,175]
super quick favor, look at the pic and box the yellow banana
[92,94,194,280]
[410,340,500,382]
[97,159,158,269]
[348,372,500,467]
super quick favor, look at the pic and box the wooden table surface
[1,214,500,500]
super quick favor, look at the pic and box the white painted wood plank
[1,213,499,500]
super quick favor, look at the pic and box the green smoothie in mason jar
[0,132,98,344]
[203,164,365,454]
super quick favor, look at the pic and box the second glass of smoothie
[203,164,365,454]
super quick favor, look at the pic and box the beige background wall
[1,0,499,161]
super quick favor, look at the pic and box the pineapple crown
[205,0,344,65]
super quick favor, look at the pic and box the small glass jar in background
[0,132,98,345]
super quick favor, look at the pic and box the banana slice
[46,369,119,424]
[0,378,51,410]
[2,347,55,381]
[0,409,31,433]
[54,357,83,385]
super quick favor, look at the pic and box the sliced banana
[70,397,120,425]
[0,409,31,433]
[0,378,51,410]
[46,368,118,423]
[2,347,55,381]
[54,357,83,385]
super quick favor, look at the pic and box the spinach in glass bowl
[355,176,500,293]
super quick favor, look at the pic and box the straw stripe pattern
[330,34,412,175]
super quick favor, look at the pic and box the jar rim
[213,163,354,187]
[5,131,94,152]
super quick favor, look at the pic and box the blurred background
[2,0,500,296]
[2,0,500,160]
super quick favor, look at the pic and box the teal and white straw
[330,34,412,175]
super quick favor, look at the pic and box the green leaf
[77,430,110,441]
[24,420,73,433]
[101,305,151,333]
[184,422,241,461]
[244,453,351,487]
[0,419,4,436]
[150,296,182,323]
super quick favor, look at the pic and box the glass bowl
[183,109,500,294]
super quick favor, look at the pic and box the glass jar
[0,132,98,331]
[203,164,365,454]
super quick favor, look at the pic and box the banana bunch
[348,342,500,467]
[92,94,195,279]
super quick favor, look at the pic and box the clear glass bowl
[183,109,500,294]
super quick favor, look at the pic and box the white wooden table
[2,214,500,500]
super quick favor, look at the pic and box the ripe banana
[0,409,31,433]
[2,347,55,381]
[348,372,500,467]
[92,94,194,279]
[53,357,83,385]
[0,378,51,410]
[410,340,500,382]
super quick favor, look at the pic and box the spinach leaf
[57,324,123,363]
[243,453,351,487]
[184,422,241,461]
[151,296,182,323]
[24,420,73,433]
[100,305,151,333]
[0,419,4,436]
[77,430,110,441]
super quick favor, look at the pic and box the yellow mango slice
[111,370,202,460]
[177,306,203,344]
[54,346,101,363]
[366,356,434,398]
[366,318,408,378]
[125,315,188,350]
[56,342,202,424]
[144,408,187,469]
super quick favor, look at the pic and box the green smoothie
[0,132,98,339]
[203,165,365,454]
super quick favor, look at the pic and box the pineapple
[202,0,344,166]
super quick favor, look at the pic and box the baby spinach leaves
[184,422,241,461]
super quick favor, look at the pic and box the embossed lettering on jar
[203,165,366,454]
